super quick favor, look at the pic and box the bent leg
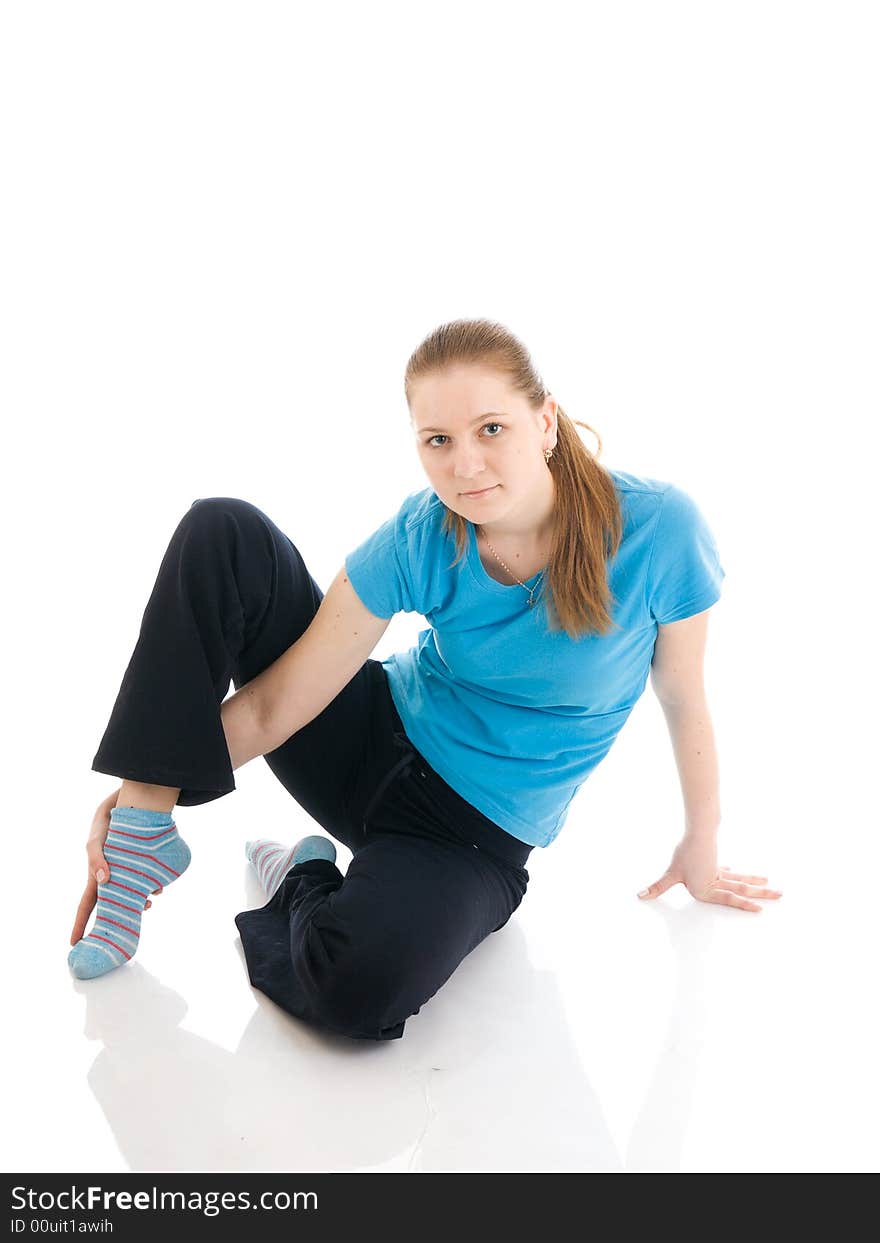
[90,496,392,852]
[234,831,530,1040]
[91,496,324,804]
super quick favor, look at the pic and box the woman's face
[409,364,557,524]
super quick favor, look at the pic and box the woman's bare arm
[225,566,392,759]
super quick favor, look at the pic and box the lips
[461,485,498,497]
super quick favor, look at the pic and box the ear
[543,395,558,447]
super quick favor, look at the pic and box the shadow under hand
[625,897,716,1172]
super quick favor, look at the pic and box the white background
[2,0,877,1172]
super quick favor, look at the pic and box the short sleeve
[343,496,420,619]
[646,484,726,624]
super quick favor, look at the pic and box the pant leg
[90,496,393,853]
[234,824,530,1041]
[234,745,532,1041]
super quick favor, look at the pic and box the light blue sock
[68,806,192,980]
[245,835,336,899]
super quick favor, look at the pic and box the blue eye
[427,422,503,449]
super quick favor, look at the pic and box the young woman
[68,318,781,1041]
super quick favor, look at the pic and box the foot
[245,835,337,899]
[68,807,192,980]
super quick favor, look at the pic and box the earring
[544,448,554,463]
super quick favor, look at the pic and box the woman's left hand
[637,834,783,912]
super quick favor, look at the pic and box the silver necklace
[475,446,555,608]
[482,536,547,607]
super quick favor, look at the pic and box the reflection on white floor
[9,745,879,1174]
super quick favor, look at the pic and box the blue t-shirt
[344,468,725,848]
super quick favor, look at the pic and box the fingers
[143,884,163,913]
[70,888,96,945]
[72,838,113,945]
[88,844,109,885]
[705,887,763,913]
[714,877,783,899]
[71,875,156,939]
[719,870,769,883]
[73,816,115,944]
[637,875,677,899]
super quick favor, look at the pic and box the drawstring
[361,733,419,833]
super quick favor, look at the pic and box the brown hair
[404,318,623,640]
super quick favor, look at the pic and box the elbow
[651,672,708,711]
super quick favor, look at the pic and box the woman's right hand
[69,792,156,946]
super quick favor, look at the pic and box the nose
[452,448,487,482]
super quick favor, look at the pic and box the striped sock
[68,806,192,980]
[245,835,337,899]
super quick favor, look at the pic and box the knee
[292,938,413,1039]
[180,497,267,544]
[187,496,261,524]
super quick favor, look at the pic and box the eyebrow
[416,411,509,435]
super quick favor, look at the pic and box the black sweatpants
[92,497,532,1041]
